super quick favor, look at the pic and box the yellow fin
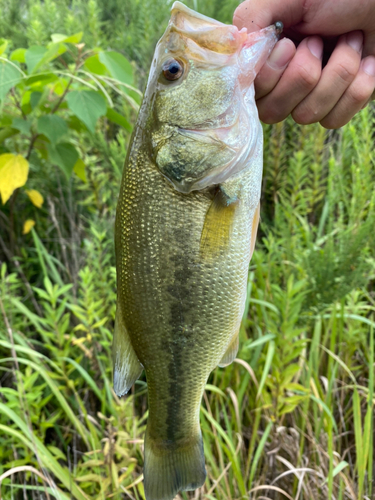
[200,189,237,259]
[250,201,260,260]
[112,300,143,397]
[218,333,239,367]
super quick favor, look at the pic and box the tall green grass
[1,106,374,499]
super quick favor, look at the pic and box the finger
[292,31,363,124]
[320,56,375,129]
[256,36,323,124]
[255,38,296,99]
[233,0,305,32]
[234,0,375,42]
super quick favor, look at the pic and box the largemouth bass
[114,3,281,499]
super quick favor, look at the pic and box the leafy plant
[0,29,138,257]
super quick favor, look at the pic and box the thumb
[233,0,306,33]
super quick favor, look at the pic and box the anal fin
[112,301,143,397]
[218,334,239,367]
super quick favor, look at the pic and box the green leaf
[106,107,132,131]
[66,90,106,133]
[84,54,106,75]
[37,115,68,144]
[63,32,83,44]
[99,51,133,85]
[26,44,66,74]
[47,142,79,179]
[0,61,22,101]
[51,32,83,44]
[26,72,58,87]
[73,158,87,182]
[10,48,26,63]
[12,118,31,135]
[25,46,48,73]
[30,91,42,109]
[257,340,275,399]
[0,38,8,56]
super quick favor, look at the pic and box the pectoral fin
[112,301,143,397]
[218,334,239,367]
[200,188,238,259]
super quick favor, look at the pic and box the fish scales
[114,3,281,499]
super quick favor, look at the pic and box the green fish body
[114,3,280,499]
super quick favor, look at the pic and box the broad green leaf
[0,116,12,127]
[10,48,26,63]
[84,54,106,75]
[30,91,42,109]
[66,90,106,133]
[0,61,22,101]
[73,158,87,182]
[0,38,8,56]
[25,46,48,73]
[0,153,29,204]
[12,118,31,135]
[23,219,35,234]
[53,78,69,96]
[26,44,66,74]
[106,107,132,131]
[0,127,18,143]
[51,32,83,44]
[25,189,44,208]
[37,115,68,144]
[21,90,31,105]
[47,142,79,179]
[33,44,66,74]
[99,51,133,85]
[26,72,58,87]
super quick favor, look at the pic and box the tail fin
[143,430,206,500]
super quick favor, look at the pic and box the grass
[0,0,375,498]
[1,106,374,499]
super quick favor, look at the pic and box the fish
[113,3,281,499]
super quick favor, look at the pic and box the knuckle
[333,60,357,85]
[295,62,320,90]
[347,84,371,105]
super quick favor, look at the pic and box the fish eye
[162,58,184,81]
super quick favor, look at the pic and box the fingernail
[307,37,323,59]
[363,56,375,77]
[268,38,295,69]
[346,31,363,52]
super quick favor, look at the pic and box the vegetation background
[0,0,374,499]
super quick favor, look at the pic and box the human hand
[234,0,375,128]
